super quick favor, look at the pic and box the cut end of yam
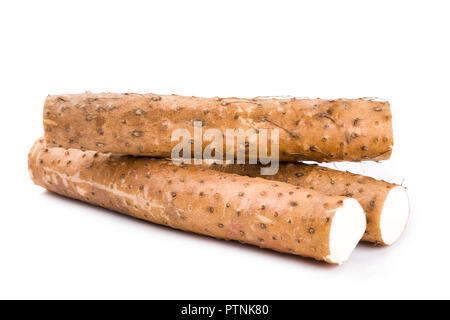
[327,198,366,265]
[380,186,410,245]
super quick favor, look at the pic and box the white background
[1,0,449,299]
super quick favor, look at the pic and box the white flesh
[327,198,366,265]
[380,186,410,245]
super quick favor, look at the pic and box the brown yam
[43,93,393,162]
[28,138,365,264]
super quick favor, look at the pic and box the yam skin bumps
[29,139,366,264]
[43,93,393,162]
[208,163,410,246]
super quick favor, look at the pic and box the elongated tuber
[44,93,393,162]
[28,138,366,264]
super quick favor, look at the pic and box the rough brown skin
[208,162,401,245]
[29,138,354,264]
[44,93,393,162]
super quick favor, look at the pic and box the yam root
[44,93,393,162]
[28,138,366,264]
[208,163,409,245]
